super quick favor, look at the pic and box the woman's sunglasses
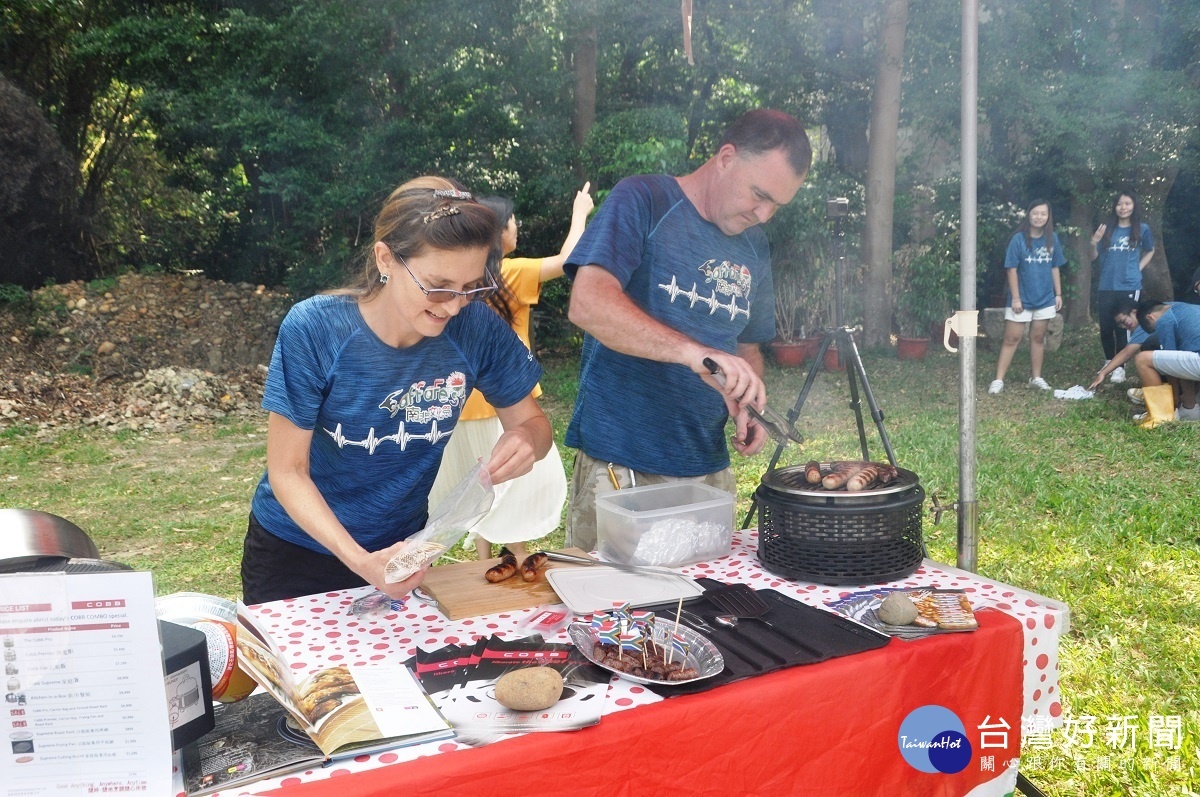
[395,252,497,303]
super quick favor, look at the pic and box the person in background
[241,176,552,605]
[563,108,812,551]
[1090,191,1155,384]
[428,184,594,562]
[1180,266,1200,305]
[988,199,1065,394]
[1090,297,1156,390]
[1130,298,1200,423]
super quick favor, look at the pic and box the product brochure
[408,634,610,742]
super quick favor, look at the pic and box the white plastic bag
[383,461,495,583]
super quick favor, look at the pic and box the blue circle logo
[897,705,972,774]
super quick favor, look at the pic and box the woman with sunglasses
[428,184,593,564]
[241,176,552,605]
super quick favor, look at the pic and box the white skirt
[428,416,568,544]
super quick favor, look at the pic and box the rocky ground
[0,273,291,435]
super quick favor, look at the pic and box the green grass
[1,327,1198,794]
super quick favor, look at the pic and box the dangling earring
[379,272,389,284]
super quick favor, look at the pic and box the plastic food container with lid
[595,482,734,567]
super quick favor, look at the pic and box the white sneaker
[988,380,1004,394]
[1029,377,1051,391]
[1110,366,1127,383]
[1127,388,1145,406]
[1177,404,1200,421]
[1132,411,1148,422]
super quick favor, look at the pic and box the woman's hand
[486,427,539,484]
[1054,295,1063,312]
[357,540,431,600]
[1091,224,1107,245]
[491,395,552,484]
[572,182,594,221]
[1011,300,1024,316]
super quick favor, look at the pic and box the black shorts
[240,513,369,605]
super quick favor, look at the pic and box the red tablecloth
[264,609,1023,797]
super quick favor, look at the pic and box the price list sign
[0,570,172,796]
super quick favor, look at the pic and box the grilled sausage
[822,462,863,490]
[520,552,548,582]
[485,551,519,583]
[846,464,884,492]
[805,461,824,484]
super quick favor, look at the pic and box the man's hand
[695,350,766,417]
[730,409,768,456]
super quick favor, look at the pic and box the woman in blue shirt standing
[1090,191,1155,383]
[988,200,1065,394]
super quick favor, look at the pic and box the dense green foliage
[4,0,1200,336]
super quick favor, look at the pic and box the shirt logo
[378,371,468,422]
[657,259,752,321]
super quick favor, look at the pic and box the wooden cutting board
[420,548,594,620]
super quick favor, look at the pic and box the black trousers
[1097,289,1139,360]
[240,513,369,605]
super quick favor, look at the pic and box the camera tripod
[742,203,899,529]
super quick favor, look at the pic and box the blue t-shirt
[1004,232,1066,310]
[1097,223,1154,291]
[1154,302,1200,353]
[563,174,775,476]
[251,295,541,554]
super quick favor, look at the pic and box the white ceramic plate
[545,567,703,615]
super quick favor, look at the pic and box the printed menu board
[0,570,173,796]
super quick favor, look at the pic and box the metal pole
[957,0,979,573]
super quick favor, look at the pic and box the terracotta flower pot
[769,339,809,368]
[896,336,931,361]
[823,344,845,371]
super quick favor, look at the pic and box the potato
[494,667,564,711]
[877,592,920,625]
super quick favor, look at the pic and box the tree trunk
[862,0,908,348]
[571,25,597,149]
[1067,191,1095,327]
[1135,166,1178,301]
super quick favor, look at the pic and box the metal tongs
[543,550,678,577]
[702,357,804,447]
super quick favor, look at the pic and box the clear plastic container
[595,483,734,567]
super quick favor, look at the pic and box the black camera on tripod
[826,197,850,219]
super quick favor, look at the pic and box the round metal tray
[760,464,920,501]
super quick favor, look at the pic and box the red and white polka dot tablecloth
[172,528,1066,796]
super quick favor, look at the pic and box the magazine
[181,693,321,795]
[180,603,454,794]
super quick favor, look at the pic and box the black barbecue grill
[755,465,925,585]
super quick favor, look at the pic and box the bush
[581,109,689,193]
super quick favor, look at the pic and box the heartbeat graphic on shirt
[657,275,750,321]
[1026,246,1054,265]
[323,420,453,454]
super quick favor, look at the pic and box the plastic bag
[383,461,495,583]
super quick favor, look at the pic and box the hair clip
[432,188,473,201]
[423,205,462,224]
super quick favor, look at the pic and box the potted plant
[769,269,812,366]
[893,245,955,360]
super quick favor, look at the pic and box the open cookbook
[180,604,454,795]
